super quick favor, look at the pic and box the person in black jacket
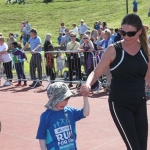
[44,33,55,82]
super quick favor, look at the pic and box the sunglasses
[83,37,88,39]
[120,29,139,37]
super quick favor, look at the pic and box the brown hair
[121,14,149,60]
[0,36,4,41]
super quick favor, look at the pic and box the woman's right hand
[80,84,91,97]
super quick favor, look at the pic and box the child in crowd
[58,32,63,45]
[36,82,89,150]
[56,52,64,77]
[45,44,56,82]
[11,41,27,86]
[20,32,27,46]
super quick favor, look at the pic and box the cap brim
[45,90,76,110]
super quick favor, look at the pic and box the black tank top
[109,42,148,104]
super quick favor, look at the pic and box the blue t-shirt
[28,36,42,52]
[58,36,62,45]
[36,106,85,150]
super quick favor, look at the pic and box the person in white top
[59,22,66,35]
[0,36,13,85]
[72,23,79,38]
[78,19,90,39]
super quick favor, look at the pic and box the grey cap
[45,82,76,110]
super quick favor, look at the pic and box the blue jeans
[15,62,26,83]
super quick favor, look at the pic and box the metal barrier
[0,49,110,92]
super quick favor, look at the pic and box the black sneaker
[68,83,73,88]
[29,82,36,87]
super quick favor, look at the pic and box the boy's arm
[39,140,46,150]
[83,97,90,117]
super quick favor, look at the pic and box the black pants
[46,67,55,81]
[30,53,42,80]
[68,57,82,83]
[3,61,13,82]
[109,101,148,150]
[15,62,26,83]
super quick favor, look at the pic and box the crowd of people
[1,17,150,90]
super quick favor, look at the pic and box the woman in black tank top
[80,14,149,150]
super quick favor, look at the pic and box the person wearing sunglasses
[66,32,82,88]
[80,14,149,150]
[78,34,94,76]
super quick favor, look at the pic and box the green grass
[1,0,150,46]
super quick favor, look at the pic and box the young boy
[11,41,27,86]
[58,32,63,45]
[36,82,89,150]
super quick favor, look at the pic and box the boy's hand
[80,84,91,97]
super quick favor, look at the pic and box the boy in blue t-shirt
[36,82,89,150]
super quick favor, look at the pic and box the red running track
[0,79,150,150]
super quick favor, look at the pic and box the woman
[102,22,108,30]
[78,34,94,76]
[59,22,66,35]
[66,32,82,88]
[80,14,149,150]
[43,33,55,81]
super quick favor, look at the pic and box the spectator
[109,28,115,43]
[78,19,90,40]
[44,33,52,52]
[59,22,66,35]
[97,29,113,51]
[80,30,91,45]
[21,22,25,32]
[57,32,62,45]
[8,36,15,49]
[20,32,27,46]
[66,32,82,88]
[102,22,108,30]
[43,33,55,80]
[133,0,138,15]
[72,23,79,38]
[56,52,64,77]
[25,20,31,41]
[78,34,94,76]
[45,44,56,82]
[94,21,100,30]
[11,41,27,86]
[22,28,42,88]
[91,29,98,50]
[114,28,122,42]
[60,28,70,47]
[0,36,13,86]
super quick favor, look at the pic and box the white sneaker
[4,81,11,86]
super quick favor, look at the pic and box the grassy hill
[0,0,150,46]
